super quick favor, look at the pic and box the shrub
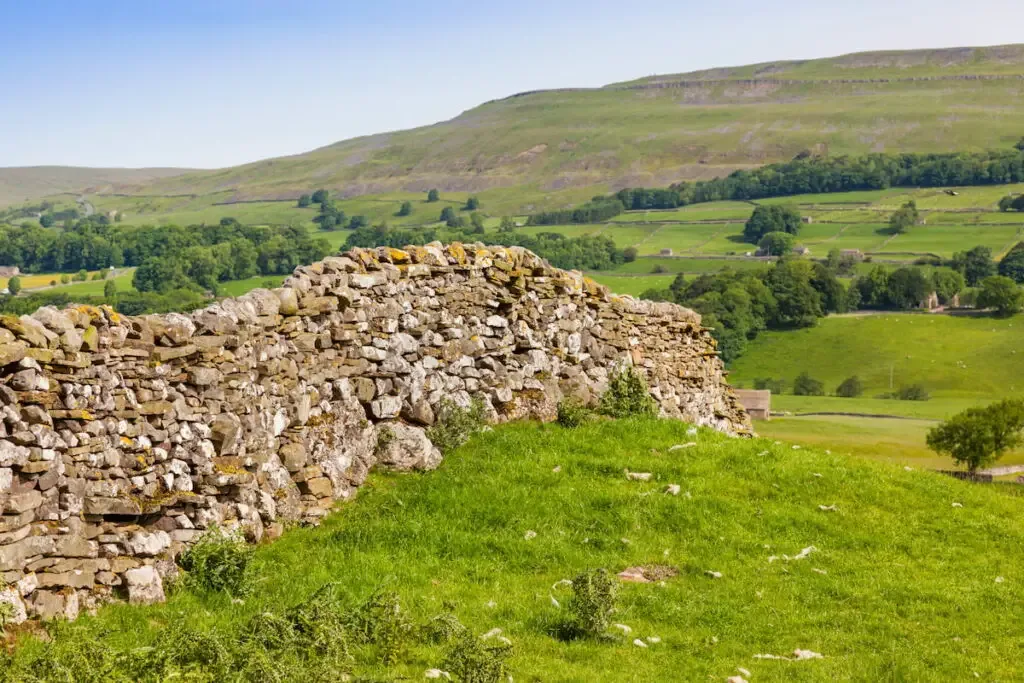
[651,264,667,274]
[6,276,20,295]
[443,632,513,683]
[792,372,824,396]
[896,384,930,401]
[343,591,412,664]
[753,377,786,394]
[427,398,487,454]
[599,365,657,418]
[557,398,592,428]
[623,246,638,262]
[566,568,618,637]
[177,525,256,596]
[422,612,467,644]
[287,582,353,664]
[835,375,864,398]
[927,399,1024,472]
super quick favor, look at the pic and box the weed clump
[343,590,413,664]
[566,568,619,638]
[427,397,487,454]
[443,631,513,683]
[599,366,657,418]
[177,525,256,597]
[422,612,468,643]
[556,397,593,428]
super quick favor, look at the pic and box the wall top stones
[0,242,748,621]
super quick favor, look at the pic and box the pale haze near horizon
[1,0,1022,169]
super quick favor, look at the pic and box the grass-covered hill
[25,43,1024,211]
[6,418,1023,681]
[0,167,192,208]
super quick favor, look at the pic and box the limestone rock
[375,423,442,471]
[125,565,165,605]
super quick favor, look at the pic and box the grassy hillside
[0,167,192,207]
[62,44,1024,210]
[5,418,1023,681]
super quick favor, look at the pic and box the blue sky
[1,0,1022,169]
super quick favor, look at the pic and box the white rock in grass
[818,504,838,512]
[481,628,503,640]
[551,578,572,590]
[995,576,1005,584]
[904,466,914,471]
[486,600,497,608]
[952,502,963,508]
[425,669,451,680]
[813,473,823,478]
[664,484,681,495]
[812,568,828,575]
[794,545,817,560]
[669,442,697,451]
[626,471,653,482]
[552,465,562,473]
[791,445,801,450]
[793,649,823,660]
[549,594,560,608]
[613,623,632,634]
[646,635,662,644]
[523,530,537,540]
[727,677,749,683]
[757,450,770,457]
[705,570,723,579]
[737,667,752,677]
[754,653,787,660]
[633,638,648,648]
[686,427,698,436]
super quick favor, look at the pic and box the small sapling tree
[927,399,1024,473]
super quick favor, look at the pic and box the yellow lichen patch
[447,243,467,265]
[386,247,411,264]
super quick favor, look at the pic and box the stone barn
[734,389,771,420]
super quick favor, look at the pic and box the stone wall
[0,243,748,621]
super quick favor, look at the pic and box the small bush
[557,398,592,428]
[753,377,786,394]
[651,264,667,274]
[835,375,864,398]
[792,371,824,396]
[443,632,513,683]
[422,612,467,644]
[177,526,256,597]
[287,582,352,664]
[343,590,412,664]
[599,365,657,418]
[375,425,395,454]
[566,568,618,638]
[897,384,930,401]
[427,398,487,454]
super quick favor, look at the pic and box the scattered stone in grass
[626,471,653,481]
[613,623,632,634]
[687,427,698,436]
[669,442,697,451]
[664,484,681,495]
[791,445,801,450]
[617,568,649,583]
[646,635,662,644]
[481,628,503,640]
[705,570,723,579]
[904,466,914,471]
[524,530,537,540]
[812,568,828,575]
[773,441,782,445]
[620,538,631,545]
[633,638,648,648]
[825,449,831,454]
[737,667,752,677]
[769,546,817,563]
[995,576,1005,584]
[618,565,679,583]
[952,502,963,508]
[728,676,749,683]
[813,473,822,478]
[552,579,572,590]
[486,600,497,608]
[794,649,823,660]
[552,465,562,473]
[757,450,770,457]
[818,504,838,512]
[549,594,560,608]
[425,669,452,680]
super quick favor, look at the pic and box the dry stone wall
[0,243,748,621]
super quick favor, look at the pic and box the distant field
[588,274,674,296]
[218,275,286,297]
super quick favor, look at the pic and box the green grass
[588,274,675,296]
[46,272,136,297]
[9,418,1024,680]
[218,275,286,297]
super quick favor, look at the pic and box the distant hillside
[0,166,192,207]
[24,44,1024,213]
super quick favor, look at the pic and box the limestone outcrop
[0,243,748,620]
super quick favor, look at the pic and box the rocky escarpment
[0,243,748,621]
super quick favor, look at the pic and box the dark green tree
[498,216,516,233]
[885,266,931,309]
[623,247,638,263]
[927,399,1024,473]
[439,207,457,223]
[743,205,801,244]
[103,279,117,299]
[835,376,864,398]
[469,212,486,234]
[348,215,368,230]
[888,200,919,234]
[311,189,329,204]
[931,267,966,303]
[950,245,996,286]
[6,275,21,295]
[765,260,822,328]
[39,214,55,228]
[977,275,1024,316]
[397,201,413,217]
[464,196,480,211]
[793,371,825,396]
[758,231,795,256]
[427,189,440,202]
[297,194,312,208]
[998,243,1024,283]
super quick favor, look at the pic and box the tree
[743,205,802,244]
[464,196,480,211]
[132,257,190,293]
[793,371,824,396]
[765,260,822,328]
[76,269,88,282]
[1017,137,1024,152]
[439,207,457,224]
[950,246,995,286]
[469,212,486,234]
[348,215,368,230]
[998,243,1024,283]
[39,214,55,228]
[885,266,931,309]
[977,275,1024,316]
[498,216,516,233]
[103,279,117,299]
[931,267,965,304]
[60,274,71,285]
[927,399,1024,473]
[6,276,20,295]
[397,201,413,217]
[888,200,919,234]
[758,231,795,256]
[835,376,863,398]
[297,194,312,208]
[427,189,440,202]
[311,189,329,205]
[623,246,638,263]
